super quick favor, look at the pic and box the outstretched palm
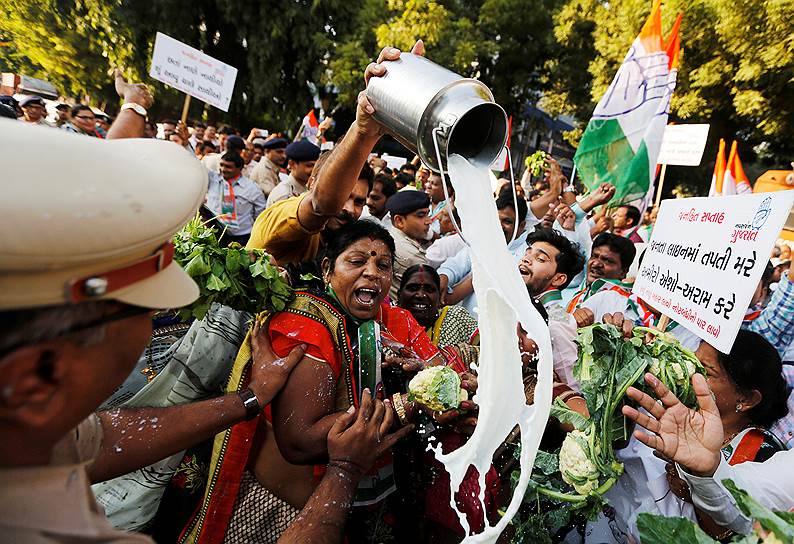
[623,373,724,476]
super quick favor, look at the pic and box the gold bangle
[392,393,408,426]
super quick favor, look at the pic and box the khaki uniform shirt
[0,415,152,543]
[249,158,282,197]
[388,226,428,301]
[246,193,322,265]
[266,175,308,208]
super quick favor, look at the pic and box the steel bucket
[366,53,508,173]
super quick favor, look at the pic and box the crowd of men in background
[3,58,794,543]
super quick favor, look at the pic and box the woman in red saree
[181,220,471,543]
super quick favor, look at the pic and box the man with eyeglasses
[62,105,105,138]
[0,72,399,544]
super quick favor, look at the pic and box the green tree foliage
[0,0,136,104]
[328,0,561,119]
[545,0,794,192]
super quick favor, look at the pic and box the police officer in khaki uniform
[0,67,410,543]
[249,137,288,197]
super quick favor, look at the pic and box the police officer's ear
[0,344,67,428]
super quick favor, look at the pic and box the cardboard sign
[656,124,710,166]
[382,153,408,171]
[633,191,794,352]
[149,32,238,112]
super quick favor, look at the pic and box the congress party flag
[574,0,682,206]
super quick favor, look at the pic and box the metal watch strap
[238,388,261,420]
[120,102,147,117]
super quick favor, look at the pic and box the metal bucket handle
[431,127,520,247]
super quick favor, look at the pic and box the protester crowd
[2,42,794,544]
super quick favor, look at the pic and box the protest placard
[657,124,710,167]
[149,32,238,112]
[633,191,794,353]
[382,153,408,171]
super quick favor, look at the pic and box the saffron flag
[709,139,752,196]
[574,0,682,205]
[725,140,753,194]
[708,138,727,196]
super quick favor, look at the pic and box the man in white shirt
[360,172,397,229]
[518,227,584,388]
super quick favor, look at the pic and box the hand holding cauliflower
[408,366,468,412]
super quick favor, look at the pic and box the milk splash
[435,155,553,542]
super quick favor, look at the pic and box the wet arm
[272,357,341,464]
[277,465,360,544]
[89,395,247,483]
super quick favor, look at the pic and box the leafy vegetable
[636,514,718,544]
[638,480,794,543]
[513,323,707,539]
[172,215,293,320]
[408,366,466,411]
[525,150,548,177]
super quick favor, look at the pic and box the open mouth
[410,302,431,312]
[354,287,380,307]
[518,262,531,278]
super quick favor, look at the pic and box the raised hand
[249,319,306,407]
[359,40,425,140]
[543,157,564,197]
[622,373,724,476]
[113,68,153,109]
[550,200,576,231]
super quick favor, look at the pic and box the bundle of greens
[525,150,548,177]
[513,323,706,540]
[638,479,794,543]
[172,216,293,320]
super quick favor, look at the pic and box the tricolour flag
[574,0,682,205]
[299,109,320,145]
[708,138,727,196]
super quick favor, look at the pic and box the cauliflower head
[408,366,466,412]
[559,430,600,495]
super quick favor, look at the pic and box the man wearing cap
[245,41,426,267]
[0,77,397,543]
[202,133,246,173]
[205,152,267,246]
[249,137,288,197]
[19,96,53,127]
[266,140,320,207]
[54,103,71,127]
[386,190,432,299]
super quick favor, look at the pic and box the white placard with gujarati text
[633,191,794,353]
[149,32,237,112]
[656,124,710,166]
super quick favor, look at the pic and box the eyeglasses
[75,115,96,121]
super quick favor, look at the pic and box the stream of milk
[435,154,553,543]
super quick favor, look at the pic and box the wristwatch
[120,102,147,118]
[238,388,261,420]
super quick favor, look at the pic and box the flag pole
[654,163,668,208]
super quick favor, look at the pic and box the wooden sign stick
[180,94,191,125]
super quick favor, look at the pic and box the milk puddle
[435,154,553,542]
